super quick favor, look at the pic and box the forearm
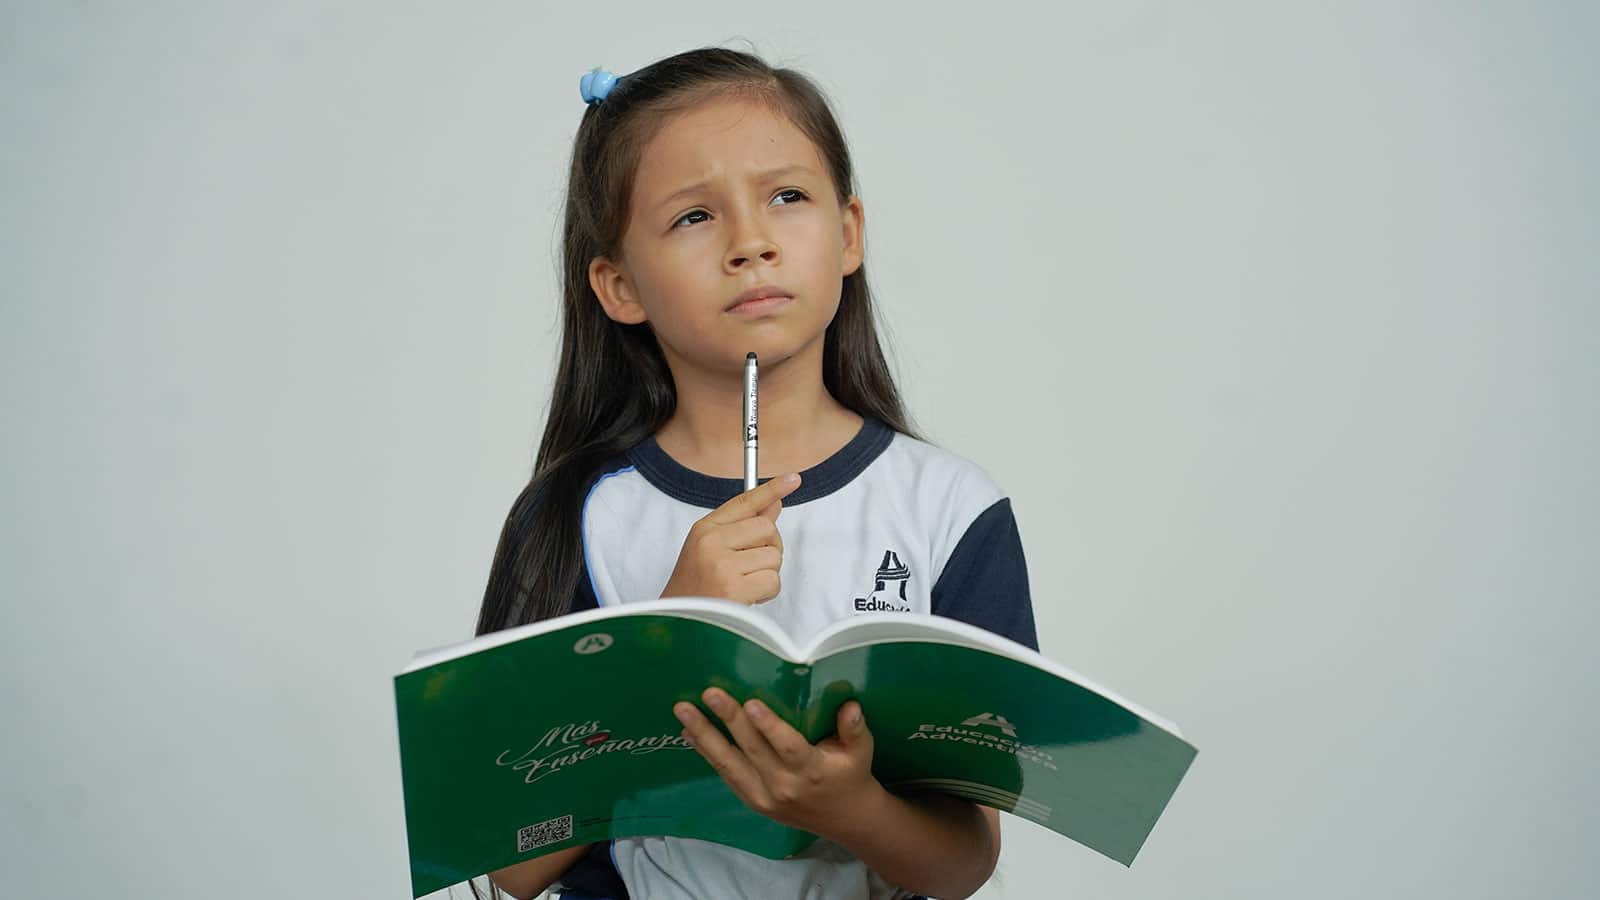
[826,784,999,899]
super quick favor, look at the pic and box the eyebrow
[653,164,817,211]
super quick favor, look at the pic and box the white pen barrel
[743,353,758,492]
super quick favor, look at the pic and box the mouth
[725,285,795,315]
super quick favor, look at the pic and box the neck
[655,341,863,479]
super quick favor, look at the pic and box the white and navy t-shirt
[557,418,1037,900]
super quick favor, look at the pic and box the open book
[394,598,1197,897]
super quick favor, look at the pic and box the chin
[740,333,826,367]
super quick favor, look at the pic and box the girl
[475,47,1038,900]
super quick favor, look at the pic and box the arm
[486,844,590,900]
[829,790,1001,899]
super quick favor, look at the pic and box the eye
[771,188,809,206]
[673,209,710,229]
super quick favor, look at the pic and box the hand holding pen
[660,472,800,605]
[660,352,800,605]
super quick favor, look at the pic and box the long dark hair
[477,46,917,634]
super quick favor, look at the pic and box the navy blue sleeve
[930,498,1039,651]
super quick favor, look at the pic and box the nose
[724,218,780,272]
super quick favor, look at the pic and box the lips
[725,285,794,312]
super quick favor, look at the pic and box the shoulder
[583,454,643,495]
[579,453,658,522]
[859,430,1019,591]
[489,454,643,575]
[498,453,638,522]
[876,430,1008,521]
[480,453,639,632]
[888,437,1037,649]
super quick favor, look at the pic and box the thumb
[838,701,867,742]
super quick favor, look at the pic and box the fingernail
[782,473,800,485]
[744,700,766,720]
[703,690,729,711]
[674,703,693,724]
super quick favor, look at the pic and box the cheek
[632,259,721,341]
[653,238,719,285]
[789,215,845,262]
[636,246,706,298]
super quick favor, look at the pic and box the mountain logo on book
[907,714,1060,770]
[961,712,1018,737]
[853,549,911,612]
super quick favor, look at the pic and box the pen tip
[746,352,757,361]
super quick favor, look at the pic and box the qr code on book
[517,814,573,852]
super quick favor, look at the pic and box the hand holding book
[674,687,876,837]
[674,686,1004,898]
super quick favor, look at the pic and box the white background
[3,1,1595,897]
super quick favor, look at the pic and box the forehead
[632,97,826,198]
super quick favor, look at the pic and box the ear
[589,255,649,325]
[840,195,865,277]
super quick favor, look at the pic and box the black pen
[743,352,758,491]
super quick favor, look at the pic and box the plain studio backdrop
[2,1,1595,897]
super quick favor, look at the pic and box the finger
[733,568,780,605]
[718,516,782,551]
[758,498,782,523]
[674,700,764,799]
[765,508,783,556]
[732,545,782,576]
[743,698,816,769]
[707,473,801,525]
[702,688,782,772]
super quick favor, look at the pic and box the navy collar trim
[625,418,894,509]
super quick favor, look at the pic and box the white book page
[399,597,800,674]
[400,600,1181,738]
[802,613,1184,738]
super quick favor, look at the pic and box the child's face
[589,97,864,377]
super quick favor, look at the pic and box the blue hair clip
[580,68,618,105]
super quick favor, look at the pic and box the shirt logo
[854,549,911,612]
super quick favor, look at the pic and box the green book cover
[394,598,1197,897]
